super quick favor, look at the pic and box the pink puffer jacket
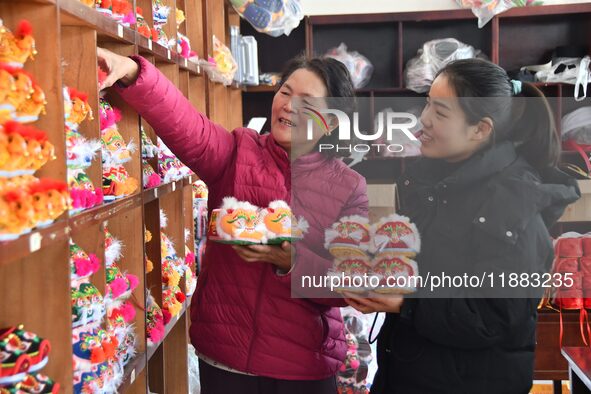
[116,56,369,380]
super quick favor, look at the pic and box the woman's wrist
[119,57,140,86]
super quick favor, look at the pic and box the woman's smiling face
[270,68,328,152]
[419,74,492,162]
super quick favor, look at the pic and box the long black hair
[279,54,356,156]
[437,58,560,170]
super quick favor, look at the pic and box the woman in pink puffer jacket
[98,47,368,393]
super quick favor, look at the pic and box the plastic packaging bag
[536,56,590,101]
[325,43,374,89]
[404,38,486,93]
[200,36,238,86]
[188,344,201,393]
[229,0,303,37]
[337,307,379,394]
[457,0,544,28]
[562,107,591,144]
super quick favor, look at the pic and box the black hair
[279,54,356,156]
[436,58,560,170]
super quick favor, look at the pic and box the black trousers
[198,360,338,394]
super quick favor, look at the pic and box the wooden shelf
[0,221,69,266]
[59,0,135,44]
[244,84,277,93]
[70,194,143,230]
[0,0,232,391]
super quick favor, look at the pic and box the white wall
[301,0,591,16]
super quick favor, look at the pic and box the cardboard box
[559,180,591,222]
[367,183,398,223]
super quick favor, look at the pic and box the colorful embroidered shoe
[15,82,46,124]
[70,240,101,283]
[65,87,93,131]
[192,180,208,199]
[95,0,113,15]
[371,253,419,294]
[102,164,139,201]
[160,230,185,277]
[162,257,181,288]
[146,291,165,347]
[327,255,373,293]
[0,67,16,123]
[152,0,171,27]
[28,178,70,226]
[1,122,55,177]
[0,20,37,68]
[107,300,136,325]
[371,214,421,256]
[261,200,309,242]
[555,236,584,258]
[135,7,152,39]
[101,127,135,167]
[214,197,267,244]
[72,329,119,373]
[72,366,105,394]
[142,159,162,189]
[68,168,103,214]
[162,286,185,321]
[6,373,60,394]
[106,262,139,301]
[5,68,33,119]
[71,282,105,330]
[141,127,159,159]
[0,188,34,240]
[325,215,371,257]
[0,326,50,378]
[111,0,135,26]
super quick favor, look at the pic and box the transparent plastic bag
[562,107,591,144]
[188,344,201,393]
[457,0,544,28]
[536,56,590,101]
[199,36,238,86]
[404,38,485,93]
[325,43,374,89]
[229,0,303,37]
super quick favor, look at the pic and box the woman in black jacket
[344,59,580,393]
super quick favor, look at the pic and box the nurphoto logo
[303,106,419,154]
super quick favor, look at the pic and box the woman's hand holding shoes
[232,241,293,273]
[344,292,404,314]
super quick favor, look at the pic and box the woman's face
[419,74,492,162]
[271,68,328,152]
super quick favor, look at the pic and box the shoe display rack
[0,0,242,393]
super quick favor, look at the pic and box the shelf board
[117,352,147,393]
[0,221,69,266]
[178,57,201,75]
[137,35,177,65]
[143,176,196,203]
[70,193,143,230]
[59,0,135,44]
[244,85,277,93]
[146,300,189,361]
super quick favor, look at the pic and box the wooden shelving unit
[0,1,241,393]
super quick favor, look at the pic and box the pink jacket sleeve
[114,56,235,185]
